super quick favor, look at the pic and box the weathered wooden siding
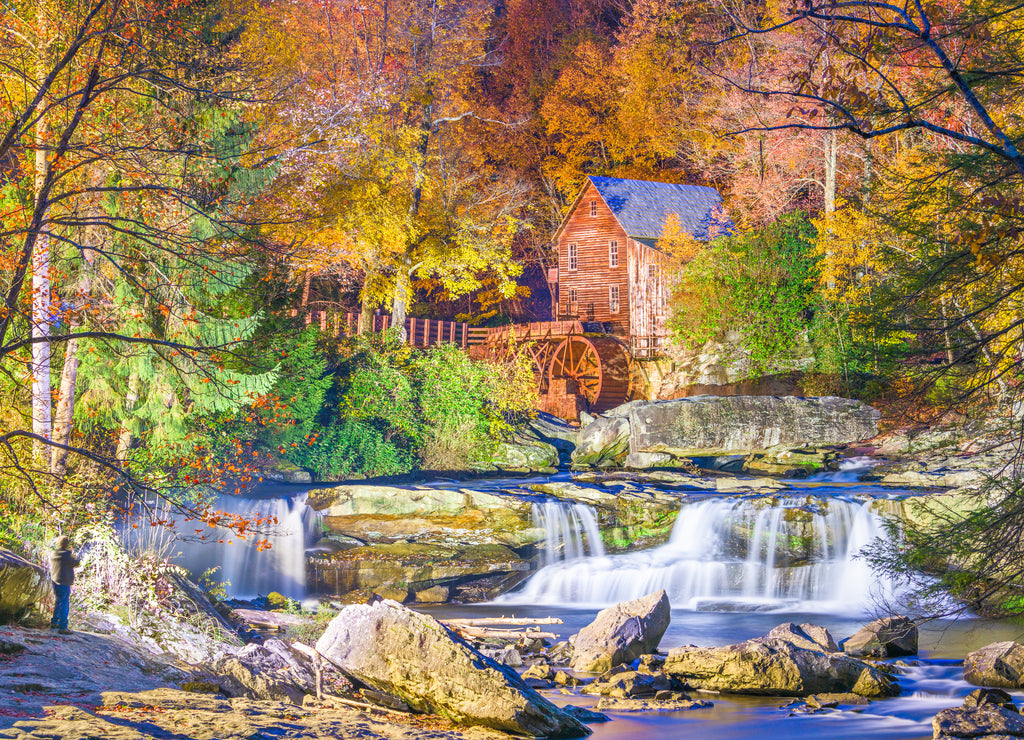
[627,239,669,356]
[556,182,631,335]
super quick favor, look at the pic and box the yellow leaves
[811,203,886,309]
[657,213,701,263]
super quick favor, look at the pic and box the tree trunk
[392,263,410,342]
[116,372,141,460]
[30,99,51,460]
[824,128,837,214]
[358,271,376,334]
[51,168,102,477]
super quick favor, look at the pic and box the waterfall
[532,501,605,567]
[503,496,896,614]
[122,493,319,601]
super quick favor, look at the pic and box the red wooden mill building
[551,174,730,358]
[477,175,732,418]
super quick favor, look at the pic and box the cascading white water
[122,493,319,601]
[503,496,897,614]
[532,501,605,567]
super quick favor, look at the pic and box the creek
[142,463,1024,740]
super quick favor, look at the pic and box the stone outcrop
[571,591,671,673]
[663,637,900,697]
[573,396,880,467]
[307,486,539,547]
[842,616,918,658]
[964,641,1024,688]
[0,550,49,623]
[315,599,589,737]
[306,478,688,602]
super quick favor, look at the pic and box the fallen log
[449,627,558,640]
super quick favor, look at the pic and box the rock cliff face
[573,396,881,467]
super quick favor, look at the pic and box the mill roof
[555,175,732,244]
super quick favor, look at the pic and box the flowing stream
[504,494,895,613]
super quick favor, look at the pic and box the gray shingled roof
[589,175,732,241]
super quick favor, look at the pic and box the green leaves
[668,211,819,376]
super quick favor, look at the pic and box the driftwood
[292,641,412,715]
[232,608,306,631]
[441,617,563,627]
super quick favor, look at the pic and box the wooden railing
[290,310,486,348]
[629,334,668,359]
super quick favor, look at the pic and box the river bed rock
[663,637,900,697]
[573,396,880,467]
[571,591,671,673]
[315,599,589,737]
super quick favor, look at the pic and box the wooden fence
[291,309,487,348]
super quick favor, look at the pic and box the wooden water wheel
[547,335,631,413]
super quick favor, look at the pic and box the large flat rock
[627,396,881,457]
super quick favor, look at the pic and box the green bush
[289,418,413,479]
[260,329,538,478]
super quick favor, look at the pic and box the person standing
[49,535,79,634]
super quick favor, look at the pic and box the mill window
[590,200,597,217]
[568,243,578,271]
[609,240,618,267]
[569,287,578,304]
[609,285,620,313]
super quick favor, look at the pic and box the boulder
[933,705,1024,739]
[572,415,631,467]
[571,591,671,674]
[315,599,589,737]
[663,638,900,697]
[842,616,918,658]
[964,641,1024,688]
[525,412,579,462]
[767,623,839,653]
[0,549,50,623]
